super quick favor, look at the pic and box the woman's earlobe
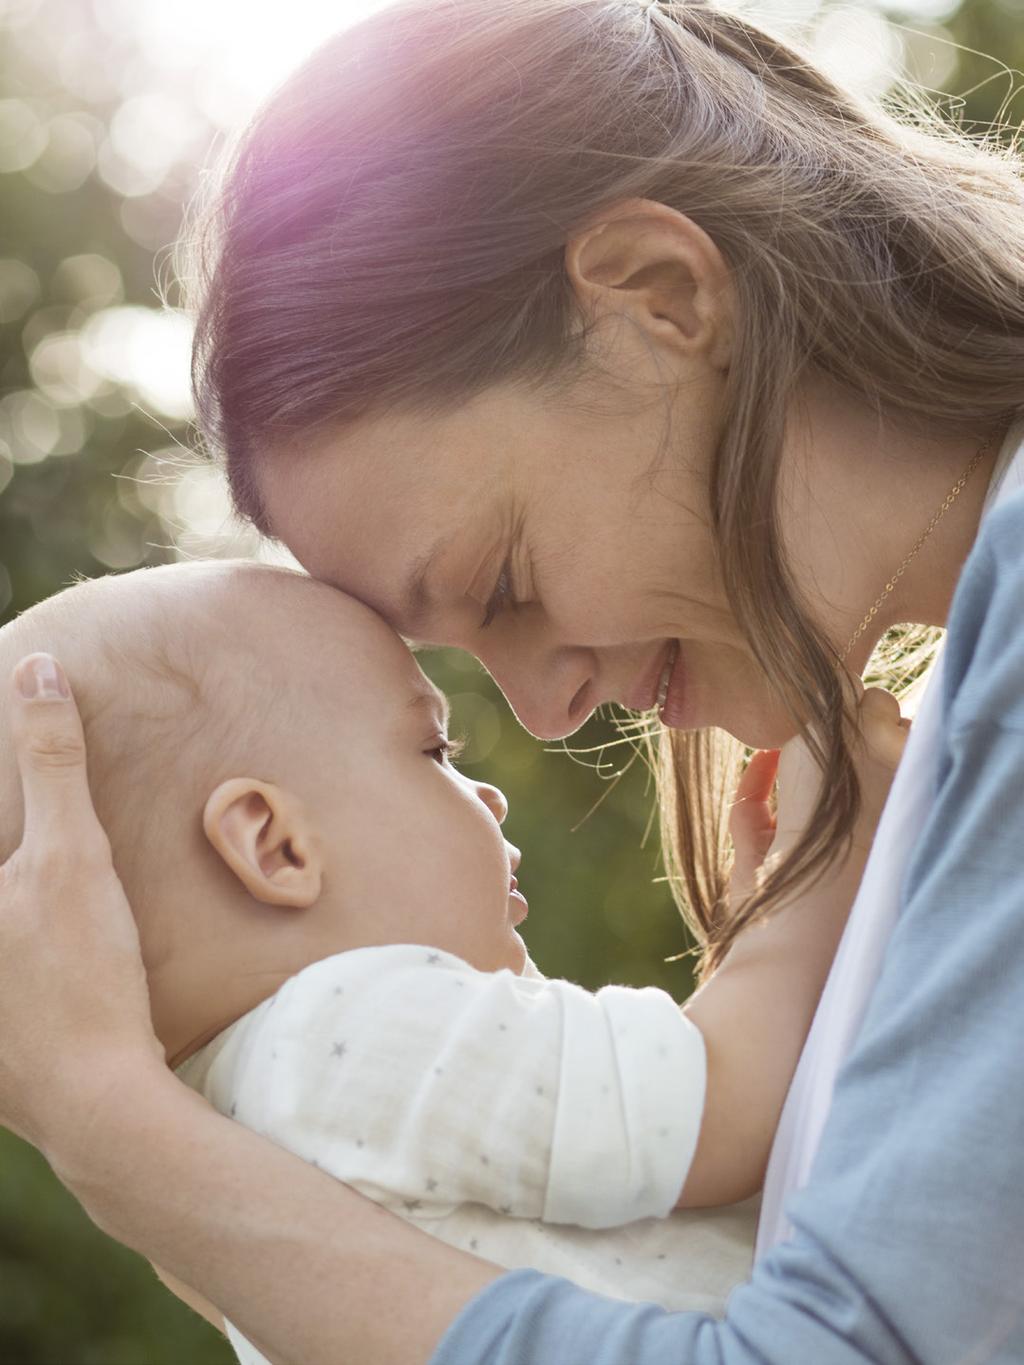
[202,779,323,908]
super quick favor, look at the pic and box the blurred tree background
[0,0,1020,1358]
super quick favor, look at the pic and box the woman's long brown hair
[176,0,1024,974]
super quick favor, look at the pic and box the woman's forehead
[261,414,511,623]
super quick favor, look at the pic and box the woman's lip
[623,640,675,711]
[658,641,687,727]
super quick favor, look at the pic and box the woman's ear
[565,197,734,370]
[203,779,323,908]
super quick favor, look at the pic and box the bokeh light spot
[448,692,503,766]
[814,7,904,94]
[0,389,61,463]
[109,93,207,179]
[22,112,100,193]
[171,462,234,538]
[0,97,47,172]
[0,257,41,324]
[87,502,148,570]
[79,305,194,419]
[50,253,124,310]
[28,331,102,407]
[899,23,960,90]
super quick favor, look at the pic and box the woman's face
[262,373,802,751]
[259,202,844,750]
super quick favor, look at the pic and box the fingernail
[16,654,70,701]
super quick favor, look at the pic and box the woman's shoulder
[979,483,1024,559]
[943,486,1024,733]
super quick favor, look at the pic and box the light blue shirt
[431,486,1024,1365]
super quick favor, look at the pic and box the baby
[0,560,903,1365]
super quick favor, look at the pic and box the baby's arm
[151,1262,225,1335]
[678,688,909,1208]
[218,945,708,1233]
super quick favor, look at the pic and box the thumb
[729,748,780,855]
[856,687,910,771]
[733,748,781,809]
[10,653,107,854]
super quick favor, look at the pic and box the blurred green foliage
[0,0,1021,1359]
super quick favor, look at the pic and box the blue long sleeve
[431,488,1024,1365]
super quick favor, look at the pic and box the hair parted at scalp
[177,0,1024,973]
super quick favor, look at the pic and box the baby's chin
[518,945,545,980]
[507,929,530,976]
[482,928,529,977]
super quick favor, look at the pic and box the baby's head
[0,561,527,1066]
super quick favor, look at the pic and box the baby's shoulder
[256,943,541,1060]
[273,943,484,1019]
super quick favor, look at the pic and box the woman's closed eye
[480,561,514,629]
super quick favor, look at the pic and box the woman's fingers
[729,749,781,895]
[9,653,112,862]
[855,687,912,771]
[729,749,780,844]
[734,747,781,807]
[0,654,162,1154]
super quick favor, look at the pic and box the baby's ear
[203,779,323,908]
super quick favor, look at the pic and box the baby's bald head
[0,560,384,906]
[0,560,524,1068]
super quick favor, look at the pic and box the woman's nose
[479,646,594,741]
[474,780,508,825]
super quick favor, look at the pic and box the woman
[1,1,1022,1361]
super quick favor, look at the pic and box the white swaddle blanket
[758,420,1024,1256]
[177,945,759,1365]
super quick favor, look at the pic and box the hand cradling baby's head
[0,562,526,1066]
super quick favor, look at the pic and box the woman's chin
[672,690,801,751]
[663,647,802,750]
[726,714,803,750]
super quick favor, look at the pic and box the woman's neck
[783,376,1009,674]
[876,427,1004,629]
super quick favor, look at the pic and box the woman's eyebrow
[400,531,455,631]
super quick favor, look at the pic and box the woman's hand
[843,686,912,851]
[686,689,911,1206]
[0,654,164,1157]
[728,747,781,903]
[773,686,910,859]
[729,687,911,898]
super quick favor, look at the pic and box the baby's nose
[474,780,508,824]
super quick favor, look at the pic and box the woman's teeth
[656,643,678,708]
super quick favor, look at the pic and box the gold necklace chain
[840,431,998,664]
